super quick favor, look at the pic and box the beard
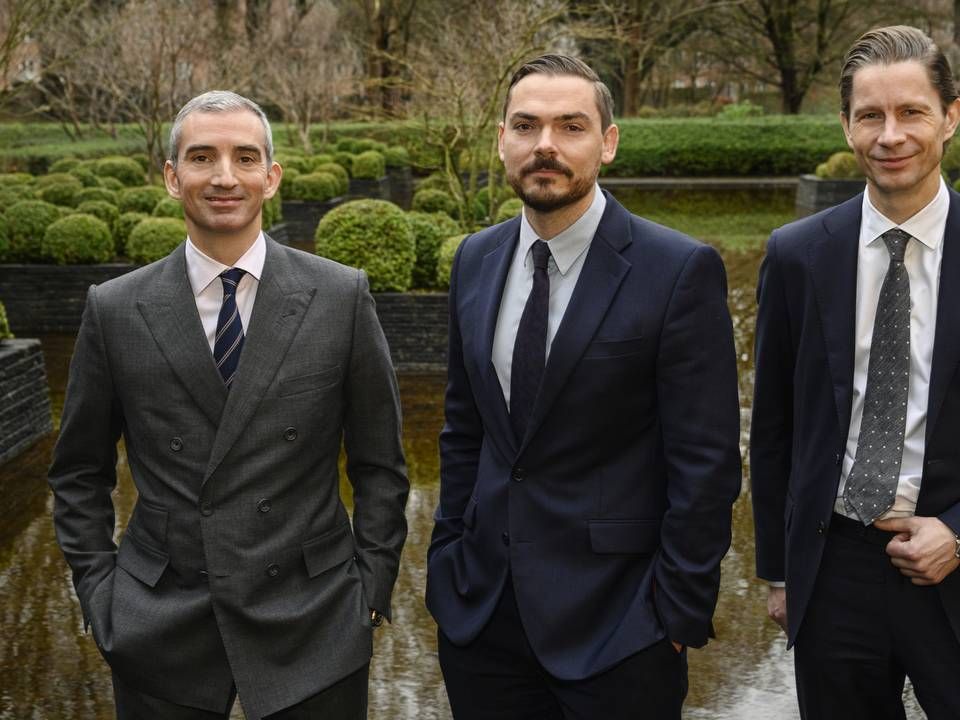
[506,156,596,213]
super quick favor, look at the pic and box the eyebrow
[508,111,593,123]
[183,144,263,157]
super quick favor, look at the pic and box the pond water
[0,188,924,719]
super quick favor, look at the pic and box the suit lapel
[137,244,227,428]
[519,194,631,453]
[925,191,960,442]
[808,194,861,440]
[203,239,316,483]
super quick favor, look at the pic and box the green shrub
[0,172,34,186]
[36,172,77,188]
[718,100,764,119]
[474,184,516,221]
[263,193,283,230]
[0,213,8,257]
[116,211,147,254]
[42,213,114,264]
[333,152,354,176]
[49,157,80,173]
[98,176,125,192]
[417,173,455,193]
[412,188,458,218]
[309,163,346,195]
[815,151,863,179]
[77,200,120,235]
[494,198,524,223]
[436,234,467,289]
[276,153,312,174]
[4,200,62,261]
[152,197,184,218]
[291,172,339,202]
[354,138,387,153]
[384,145,410,169]
[307,154,335,169]
[351,151,386,180]
[127,217,186,264]
[75,186,118,206]
[0,183,35,211]
[334,138,359,153]
[0,300,12,341]
[95,156,145,186]
[406,211,461,289]
[118,185,168,214]
[68,165,101,187]
[38,179,83,206]
[130,153,151,172]
[315,199,415,292]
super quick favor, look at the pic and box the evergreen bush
[3,200,62,261]
[384,146,411,169]
[291,172,339,202]
[494,198,524,223]
[815,151,863,179]
[263,194,282,230]
[406,211,461,289]
[474,184,516,221]
[417,173,454,193]
[116,211,148,254]
[279,167,301,198]
[49,157,80,173]
[99,176,126,192]
[77,200,120,235]
[37,179,83,207]
[308,154,335,169]
[75,186,119,206]
[152,197,185,218]
[412,188,458,218]
[0,184,35,211]
[0,213,8,257]
[95,156,146,186]
[127,217,187,264]
[0,172,34,186]
[118,185,168,214]
[313,163,349,195]
[351,151,386,180]
[35,172,78,188]
[315,199,415,292]
[42,213,114,264]
[276,153,312,174]
[130,153,152,172]
[68,166,102,187]
[436,234,468,289]
[333,152,354,176]
[0,300,12,341]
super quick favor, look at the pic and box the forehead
[849,60,940,109]
[507,74,601,123]
[178,109,266,152]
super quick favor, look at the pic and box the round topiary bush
[95,156,146,186]
[49,157,80,173]
[263,193,282,230]
[116,211,148,255]
[351,151,386,180]
[333,152,354,176]
[152,197,184,218]
[355,138,387,153]
[412,188,458,218]
[127,217,187,264]
[313,163,349,195]
[0,213,9,258]
[436,234,468,289]
[68,166,102,188]
[98,176,126,192]
[815,151,863,179]
[130,153,151,172]
[494,198,524,223]
[75,186,119,206]
[37,179,83,207]
[118,185,168,214]
[315,199,415,292]
[42,213,114,264]
[291,172,339,202]
[334,138,359,153]
[0,300,12,341]
[35,172,78,189]
[384,145,410,169]
[276,153,312,174]
[473,184,516,221]
[406,211,462,289]
[0,172,34,187]
[4,200,62,261]
[0,183,35,212]
[308,154,335,169]
[77,200,120,236]
[417,173,454,193]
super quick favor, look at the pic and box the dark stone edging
[0,339,53,465]
[795,174,864,216]
[0,264,448,371]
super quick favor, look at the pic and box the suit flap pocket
[462,496,478,530]
[279,364,341,397]
[117,536,169,588]
[583,337,644,359]
[589,520,660,555]
[302,523,356,578]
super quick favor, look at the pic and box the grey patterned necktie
[843,228,912,525]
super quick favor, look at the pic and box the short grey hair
[168,90,274,166]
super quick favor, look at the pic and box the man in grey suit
[48,91,409,720]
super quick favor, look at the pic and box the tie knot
[882,229,910,263]
[531,240,551,271]
[220,267,246,290]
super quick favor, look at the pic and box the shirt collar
[517,184,606,275]
[862,176,948,252]
[185,232,266,297]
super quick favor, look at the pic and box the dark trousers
[795,513,960,720]
[438,575,687,720]
[112,664,369,720]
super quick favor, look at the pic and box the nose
[877,116,906,147]
[533,126,558,156]
[211,158,239,187]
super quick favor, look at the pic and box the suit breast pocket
[278,364,341,397]
[582,336,644,360]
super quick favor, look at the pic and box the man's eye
[566,125,584,132]
[191,155,209,162]
[514,123,533,131]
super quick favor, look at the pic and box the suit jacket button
[267,563,281,578]
[835,452,841,465]
[511,468,524,482]
[200,502,213,516]
[170,437,183,452]
[284,427,298,441]
[501,532,510,545]
[257,498,271,513]
[817,521,826,535]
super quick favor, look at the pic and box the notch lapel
[808,195,861,441]
[137,245,227,428]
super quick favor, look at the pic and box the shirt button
[511,468,524,482]
[200,502,213,516]
[267,563,280,578]
[284,427,298,441]
[501,532,510,546]
[257,498,272,513]
[170,437,183,452]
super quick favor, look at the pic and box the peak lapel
[137,244,227,427]
[808,194,861,439]
[203,240,316,483]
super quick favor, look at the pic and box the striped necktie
[214,267,247,388]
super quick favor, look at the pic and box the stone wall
[0,265,448,371]
[0,339,53,466]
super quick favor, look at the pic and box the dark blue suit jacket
[751,191,960,648]
[425,192,742,680]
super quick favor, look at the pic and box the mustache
[521,157,573,177]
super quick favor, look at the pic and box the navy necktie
[510,240,551,441]
[214,268,247,388]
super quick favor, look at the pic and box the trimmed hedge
[291,172,339,202]
[95,156,146,186]
[118,185,168,214]
[127,217,187,264]
[3,200,62,261]
[75,186,119,206]
[116,211,148,254]
[77,200,120,235]
[0,300,12,340]
[333,152,354,175]
[152,197,185,218]
[815,151,863,178]
[314,163,349,195]
[315,199,416,292]
[263,193,282,230]
[351,150,386,180]
[436,234,467,289]
[68,166,102,188]
[99,176,126,192]
[406,211,461,289]
[494,198,523,223]
[384,145,410,168]
[412,188,458,217]
[42,213,114,264]
[0,214,8,257]
[0,183,36,211]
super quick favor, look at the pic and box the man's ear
[263,161,283,200]
[163,160,181,199]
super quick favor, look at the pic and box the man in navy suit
[752,25,960,719]
[425,54,742,719]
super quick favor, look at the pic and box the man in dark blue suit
[425,54,742,719]
[752,26,960,719]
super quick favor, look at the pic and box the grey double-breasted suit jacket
[48,236,409,719]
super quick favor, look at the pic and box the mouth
[205,196,245,206]
[873,155,914,169]
[522,160,573,179]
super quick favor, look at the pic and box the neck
[188,226,260,266]
[525,186,596,240]
[868,171,941,225]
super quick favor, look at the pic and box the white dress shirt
[184,233,265,353]
[492,186,606,405]
[835,178,948,520]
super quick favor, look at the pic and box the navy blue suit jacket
[751,191,960,648]
[425,192,742,680]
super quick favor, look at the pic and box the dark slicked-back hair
[503,54,615,131]
[840,25,958,116]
